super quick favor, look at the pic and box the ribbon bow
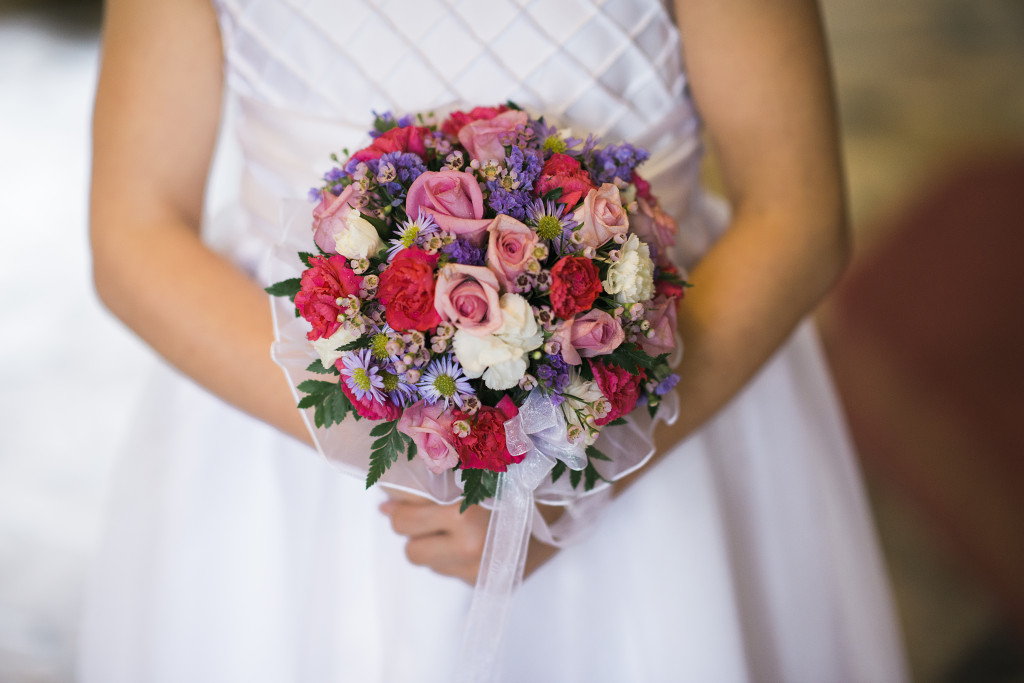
[456,389,586,683]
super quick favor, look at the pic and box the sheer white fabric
[78,1,909,681]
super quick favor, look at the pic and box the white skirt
[78,316,908,682]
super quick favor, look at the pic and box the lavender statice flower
[536,353,571,403]
[654,373,681,396]
[584,142,651,185]
[368,110,414,137]
[365,151,428,204]
[486,146,544,220]
[441,237,485,266]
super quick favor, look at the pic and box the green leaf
[306,359,338,375]
[648,401,659,420]
[365,420,406,489]
[369,421,393,437]
[327,388,352,426]
[583,461,608,491]
[264,278,301,299]
[338,337,371,352]
[542,187,564,204]
[599,344,666,375]
[297,379,336,397]
[550,461,567,484]
[605,417,628,427]
[297,394,320,410]
[460,469,499,512]
[569,468,583,490]
[585,445,611,462]
[406,440,418,462]
[298,251,317,268]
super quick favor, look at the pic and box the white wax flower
[312,325,359,369]
[561,371,605,445]
[452,294,543,391]
[602,234,655,304]
[334,208,384,260]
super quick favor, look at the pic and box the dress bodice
[208,0,714,273]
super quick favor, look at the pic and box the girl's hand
[381,492,558,584]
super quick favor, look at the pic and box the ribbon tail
[456,472,534,683]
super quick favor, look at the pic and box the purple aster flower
[387,210,440,261]
[417,355,475,409]
[338,348,386,404]
[526,198,577,245]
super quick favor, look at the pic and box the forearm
[91,217,310,445]
[621,196,849,488]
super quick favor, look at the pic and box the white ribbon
[456,390,586,683]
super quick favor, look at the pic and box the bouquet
[266,103,688,511]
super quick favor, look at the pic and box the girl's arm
[90,0,308,443]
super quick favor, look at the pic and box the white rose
[602,234,655,304]
[334,208,384,260]
[452,294,543,390]
[311,325,359,369]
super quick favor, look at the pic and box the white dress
[78,1,909,681]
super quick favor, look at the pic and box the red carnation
[631,171,653,201]
[549,256,603,320]
[377,248,442,332]
[294,255,363,341]
[589,360,645,426]
[534,153,597,208]
[352,125,430,162]
[453,396,521,472]
[654,263,687,302]
[441,105,510,137]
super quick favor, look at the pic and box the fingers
[380,500,491,584]
[382,499,460,537]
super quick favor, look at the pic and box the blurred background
[0,0,1021,680]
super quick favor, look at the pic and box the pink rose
[574,183,629,248]
[553,309,625,365]
[486,214,539,291]
[630,196,678,267]
[640,295,678,357]
[457,109,528,165]
[433,263,503,336]
[312,186,360,254]
[398,401,459,475]
[406,170,490,244]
